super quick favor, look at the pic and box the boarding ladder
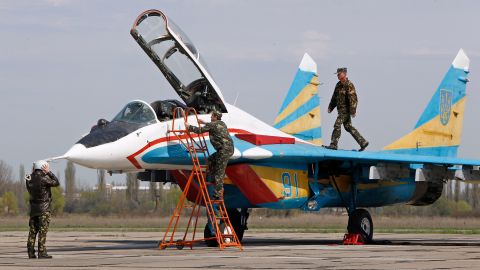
[159,107,242,250]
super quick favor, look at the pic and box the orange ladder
[158,107,242,250]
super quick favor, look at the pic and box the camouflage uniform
[26,170,59,258]
[27,212,51,256]
[188,120,234,200]
[328,78,368,149]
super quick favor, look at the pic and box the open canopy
[130,10,227,114]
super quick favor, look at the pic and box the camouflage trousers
[27,212,51,254]
[330,113,367,148]
[208,149,233,200]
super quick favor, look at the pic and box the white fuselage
[63,103,304,172]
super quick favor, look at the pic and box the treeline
[1,159,480,218]
[0,160,181,217]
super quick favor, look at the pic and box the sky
[1,0,480,187]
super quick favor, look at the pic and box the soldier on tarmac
[185,110,234,201]
[26,160,60,259]
[326,67,369,151]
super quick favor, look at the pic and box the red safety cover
[235,134,295,145]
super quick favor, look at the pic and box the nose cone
[63,142,134,170]
[64,144,90,166]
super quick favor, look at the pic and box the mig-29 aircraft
[57,9,480,243]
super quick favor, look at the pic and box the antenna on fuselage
[233,92,240,106]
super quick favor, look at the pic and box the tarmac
[1,231,480,269]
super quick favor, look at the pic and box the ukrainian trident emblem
[440,89,453,126]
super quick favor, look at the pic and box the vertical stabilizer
[383,49,470,157]
[273,53,322,145]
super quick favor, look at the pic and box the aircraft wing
[232,138,480,182]
[130,10,227,114]
[321,149,480,167]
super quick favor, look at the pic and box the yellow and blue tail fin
[273,53,322,145]
[383,49,470,157]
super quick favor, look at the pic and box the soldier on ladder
[185,110,234,204]
[160,108,241,250]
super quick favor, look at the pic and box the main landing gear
[347,209,373,243]
[329,173,374,244]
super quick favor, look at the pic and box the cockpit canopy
[130,10,227,115]
[78,99,186,148]
[113,101,157,125]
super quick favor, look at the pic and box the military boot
[27,248,36,259]
[323,144,338,150]
[38,252,52,259]
[359,141,369,152]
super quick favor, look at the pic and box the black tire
[227,209,245,242]
[204,223,218,247]
[203,209,245,247]
[347,209,373,243]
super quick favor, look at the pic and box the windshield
[131,10,227,114]
[112,101,157,125]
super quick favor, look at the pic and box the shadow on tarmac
[44,236,480,253]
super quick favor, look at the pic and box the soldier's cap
[334,67,347,74]
[211,110,222,119]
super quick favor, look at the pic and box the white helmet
[33,160,48,171]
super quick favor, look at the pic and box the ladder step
[210,200,224,203]
[210,217,228,221]
[221,243,241,246]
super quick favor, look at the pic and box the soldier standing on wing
[326,67,369,151]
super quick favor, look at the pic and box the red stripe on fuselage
[126,128,252,169]
[226,164,279,205]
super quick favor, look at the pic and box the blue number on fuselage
[282,172,291,197]
[282,172,299,198]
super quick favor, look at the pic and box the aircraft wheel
[204,223,218,247]
[227,209,245,242]
[347,209,373,243]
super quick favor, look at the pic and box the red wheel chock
[343,233,364,245]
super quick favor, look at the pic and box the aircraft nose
[63,143,89,164]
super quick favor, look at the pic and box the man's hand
[184,122,190,129]
[198,119,206,125]
[328,108,332,113]
[42,163,50,173]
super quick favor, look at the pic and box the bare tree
[97,169,106,200]
[473,184,479,210]
[149,181,161,212]
[15,164,27,212]
[126,173,139,206]
[454,180,461,202]
[0,160,13,194]
[64,161,76,212]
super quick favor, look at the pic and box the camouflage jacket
[188,120,234,153]
[328,78,358,115]
[26,170,60,217]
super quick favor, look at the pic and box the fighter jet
[57,9,480,243]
